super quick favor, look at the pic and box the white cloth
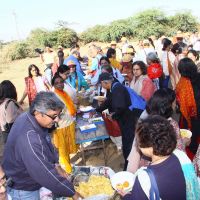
[193,41,200,52]
[160,51,176,76]
[136,47,156,64]
[130,75,147,96]
[122,43,129,54]
[43,52,55,65]
[64,82,77,103]
[34,76,48,92]
[110,136,122,150]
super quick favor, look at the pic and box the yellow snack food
[116,181,130,190]
[180,129,192,138]
[76,175,114,198]
[123,181,130,188]
[116,183,123,190]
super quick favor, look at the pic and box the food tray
[90,117,104,125]
[72,166,116,200]
[79,124,97,133]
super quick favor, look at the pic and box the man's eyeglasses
[42,113,61,120]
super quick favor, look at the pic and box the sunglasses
[42,113,61,120]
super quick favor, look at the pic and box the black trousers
[117,109,142,170]
[182,116,200,155]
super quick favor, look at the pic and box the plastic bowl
[180,129,192,139]
[110,171,135,192]
[79,106,94,113]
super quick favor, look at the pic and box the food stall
[70,89,133,200]
[75,105,109,165]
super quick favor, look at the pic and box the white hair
[30,91,65,114]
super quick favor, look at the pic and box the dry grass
[0,57,44,106]
[0,44,93,99]
[0,45,90,105]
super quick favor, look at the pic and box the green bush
[2,42,31,61]
[49,28,78,48]
[27,27,78,50]
[168,12,198,33]
[79,20,134,43]
[108,19,133,42]
[80,9,199,43]
[129,9,169,39]
[79,25,109,43]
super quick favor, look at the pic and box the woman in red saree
[19,64,50,106]
[176,58,200,159]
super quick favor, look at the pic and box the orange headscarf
[176,77,197,129]
[54,88,76,116]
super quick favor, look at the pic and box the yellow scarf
[54,88,76,116]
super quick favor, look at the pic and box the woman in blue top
[66,60,89,91]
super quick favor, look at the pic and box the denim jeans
[7,187,40,200]
[162,75,170,88]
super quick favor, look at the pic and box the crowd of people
[0,30,200,199]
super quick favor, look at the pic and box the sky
[0,0,200,42]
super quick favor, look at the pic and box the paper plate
[93,96,106,101]
[79,106,94,113]
[180,129,192,138]
[110,171,135,193]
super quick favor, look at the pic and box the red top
[147,63,163,79]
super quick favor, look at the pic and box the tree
[27,28,49,48]
[80,19,134,43]
[108,19,133,41]
[27,27,78,49]
[168,11,198,33]
[3,42,31,61]
[79,25,109,43]
[49,28,78,48]
[56,20,78,29]
[129,9,169,39]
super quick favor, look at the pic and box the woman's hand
[183,137,191,147]
[18,100,24,105]
[117,189,131,197]
[72,191,83,200]
[107,112,115,121]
